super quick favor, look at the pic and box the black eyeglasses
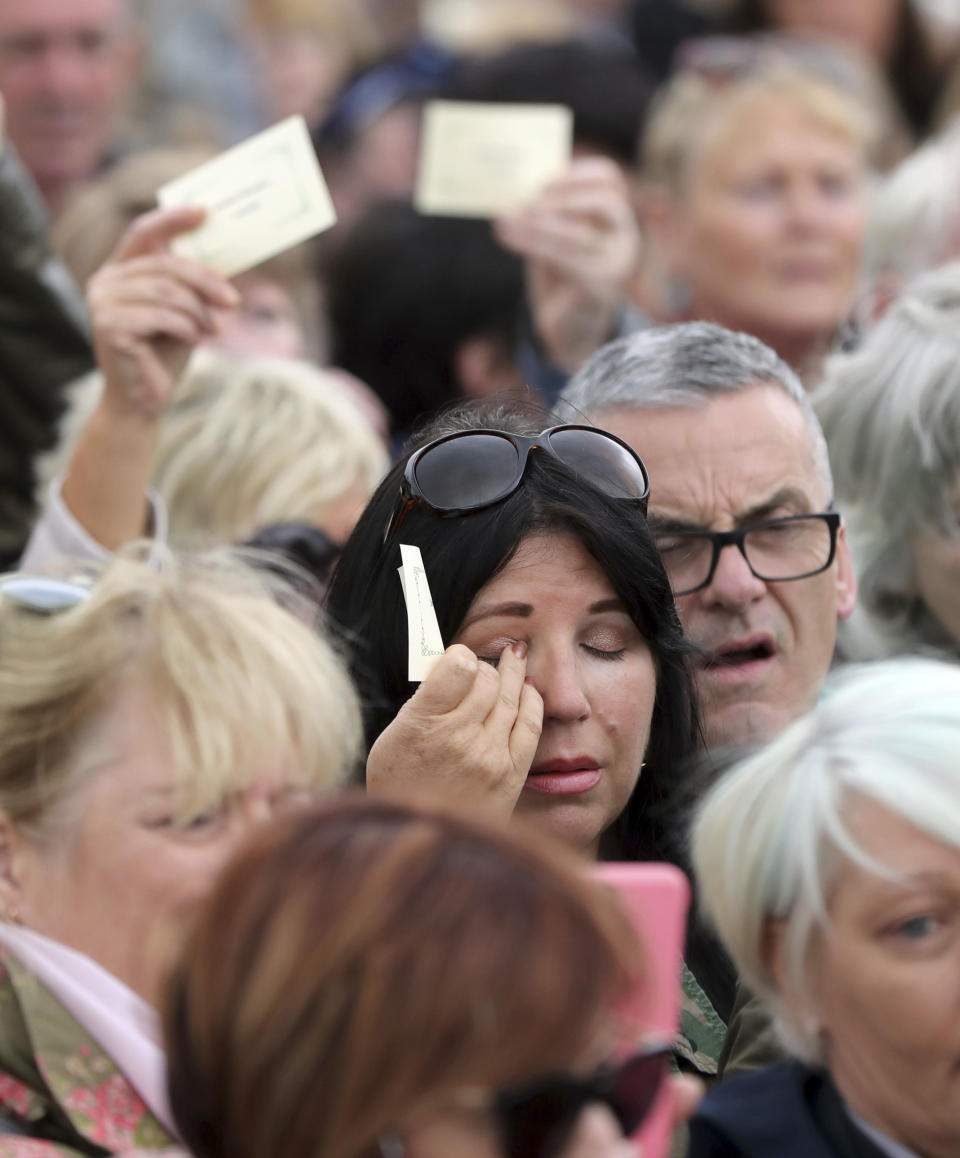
[483,1044,671,1158]
[654,509,841,597]
[0,576,91,614]
[384,426,650,544]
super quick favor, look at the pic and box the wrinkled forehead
[0,0,130,37]
[591,386,829,527]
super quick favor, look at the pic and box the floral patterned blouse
[0,952,176,1157]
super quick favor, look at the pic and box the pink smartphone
[591,863,690,1158]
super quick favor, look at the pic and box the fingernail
[511,641,527,660]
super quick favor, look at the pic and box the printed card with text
[398,544,445,682]
[157,115,336,278]
[415,100,573,218]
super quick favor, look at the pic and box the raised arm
[494,156,642,375]
[60,208,239,551]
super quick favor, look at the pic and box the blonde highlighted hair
[41,350,389,550]
[643,60,877,195]
[0,546,362,842]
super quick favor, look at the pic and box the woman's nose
[527,648,590,722]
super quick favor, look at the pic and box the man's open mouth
[702,639,775,669]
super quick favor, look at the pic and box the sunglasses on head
[485,1044,672,1158]
[0,576,91,615]
[384,425,650,544]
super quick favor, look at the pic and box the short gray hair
[557,322,832,494]
[692,657,960,1064]
[860,117,960,316]
[815,263,960,659]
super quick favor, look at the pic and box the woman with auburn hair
[0,547,361,1155]
[166,796,700,1158]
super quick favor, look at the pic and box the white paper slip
[398,544,445,682]
[415,100,573,218]
[157,115,337,278]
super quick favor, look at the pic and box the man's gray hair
[556,321,832,493]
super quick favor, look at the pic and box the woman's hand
[494,157,642,373]
[88,205,240,421]
[365,643,544,821]
[60,207,241,551]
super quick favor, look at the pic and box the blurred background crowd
[4,2,960,1157]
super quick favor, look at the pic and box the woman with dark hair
[327,401,699,864]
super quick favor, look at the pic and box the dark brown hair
[165,796,643,1158]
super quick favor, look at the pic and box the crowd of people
[1,0,960,1156]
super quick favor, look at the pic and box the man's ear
[834,524,858,621]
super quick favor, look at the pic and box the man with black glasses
[559,321,858,1081]
[558,320,857,753]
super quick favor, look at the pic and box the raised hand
[365,642,544,822]
[88,206,239,420]
[494,157,642,373]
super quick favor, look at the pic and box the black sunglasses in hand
[457,1043,672,1158]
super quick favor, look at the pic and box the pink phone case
[591,863,690,1158]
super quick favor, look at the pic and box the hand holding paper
[365,546,543,816]
[416,100,573,218]
[157,115,336,278]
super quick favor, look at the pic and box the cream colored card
[157,115,336,277]
[415,100,573,218]
[399,544,445,682]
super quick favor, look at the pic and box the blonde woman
[0,546,361,1154]
[497,56,876,387]
[24,205,388,572]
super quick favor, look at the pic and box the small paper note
[415,100,573,218]
[399,544,445,682]
[157,115,336,278]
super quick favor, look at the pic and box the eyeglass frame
[654,508,842,597]
[383,425,651,544]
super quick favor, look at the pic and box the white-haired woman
[688,657,960,1157]
[814,262,960,662]
[0,547,361,1155]
[858,116,960,321]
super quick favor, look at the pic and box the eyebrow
[460,597,625,631]
[649,486,818,535]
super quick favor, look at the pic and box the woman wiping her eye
[327,400,700,864]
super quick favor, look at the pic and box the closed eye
[583,646,626,661]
